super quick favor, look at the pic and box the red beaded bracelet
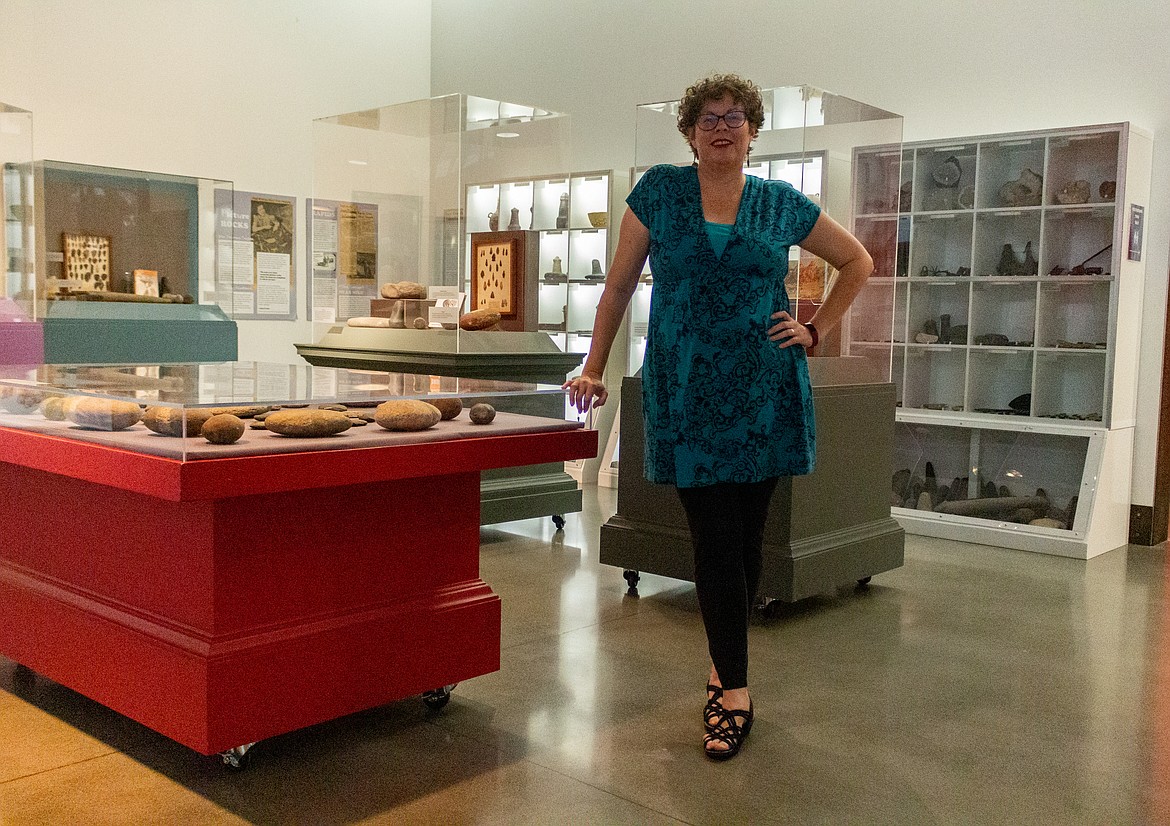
[803,322,819,348]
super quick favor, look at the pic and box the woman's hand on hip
[768,311,812,349]
[563,372,608,412]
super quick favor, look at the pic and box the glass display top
[0,361,563,409]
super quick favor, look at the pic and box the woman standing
[565,73,873,760]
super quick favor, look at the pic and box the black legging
[676,477,779,690]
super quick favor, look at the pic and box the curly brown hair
[676,73,765,151]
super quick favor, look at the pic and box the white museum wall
[430,0,1170,507]
[0,0,433,365]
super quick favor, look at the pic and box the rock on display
[469,403,496,425]
[201,414,246,445]
[65,398,144,431]
[264,409,353,437]
[428,397,463,420]
[374,400,442,431]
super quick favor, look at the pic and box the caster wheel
[552,514,566,531]
[623,569,640,593]
[422,684,456,710]
[219,743,255,771]
[856,576,872,590]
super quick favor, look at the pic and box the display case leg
[552,514,566,531]
[622,569,640,594]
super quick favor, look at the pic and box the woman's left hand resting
[768,311,813,349]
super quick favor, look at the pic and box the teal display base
[43,302,237,364]
[601,365,905,602]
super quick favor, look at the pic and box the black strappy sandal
[703,702,754,761]
[704,683,723,732]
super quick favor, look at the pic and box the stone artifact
[469,402,496,425]
[957,185,975,209]
[66,398,143,431]
[998,168,1043,207]
[487,211,499,232]
[379,281,427,299]
[1022,241,1038,276]
[937,495,1049,517]
[374,399,442,431]
[1029,517,1065,529]
[208,405,270,419]
[556,193,569,229]
[586,259,605,280]
[915,332,939,344]
[40,396,68,421]
[996,243,1027,276]
[459,309,501,330]
[507,207,521,231]
[429,397,463,420]
[0,387,48,414]
[939,314,952,342]
[1099,180,1116,200]
[551,256,563,275]
[144,406,212,437]
[588,211,608,228]
[917,491,933,511]
[411,316,427,329]
[346,316,391,328]
[264,409,352,438]
[974,333,1010,346]
[1009,393,1031,413]
[931,155,962,187]
[1056,179,1090,205]
[945,324,968,344]
[201,414,246,445]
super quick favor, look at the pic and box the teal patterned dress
[626,163,822,488]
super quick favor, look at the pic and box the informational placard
[1128,204,1144,262]
[214,191,297,320]
[307,199,379,323]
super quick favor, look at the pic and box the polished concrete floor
[1,484,1168,825]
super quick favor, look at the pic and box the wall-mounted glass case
[12,160,238,364]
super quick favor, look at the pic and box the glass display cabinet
[23,160,237,363]
[0,103,38,366]
[301,95,590,526]
[0,361,595,763]
[851,123,1152,557]
[600,86,906,603]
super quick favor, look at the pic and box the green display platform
[296,326,586,527]
[600,359,905,602]
[44,302,237,364]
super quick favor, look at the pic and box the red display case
[0,363,596,760]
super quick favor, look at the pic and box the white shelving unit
[465,170,612,479]
[850,123,1152,557]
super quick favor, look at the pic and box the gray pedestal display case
[600,359,904,602]
[296,325,584,526]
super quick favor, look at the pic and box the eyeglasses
[696,111,747,131]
